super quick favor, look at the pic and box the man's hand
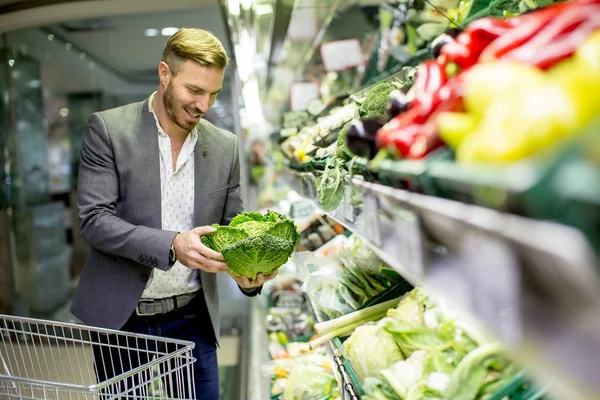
[229,270,279,289]
[173,226,228,273]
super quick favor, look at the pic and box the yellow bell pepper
[462,62,546,118]
[436,111,480,150]
[457,83,579,164]
[548,31,600,128]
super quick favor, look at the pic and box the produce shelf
[305,293,361,400]
[283,168,600,400]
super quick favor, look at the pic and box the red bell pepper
[495,4,600,69]
[480,1,600,66]
[375,67,468,159]
[406,122,445,159]
[411,60,448,123]
[439,18,516,69]
[375,108,421,151]
[388,125,423,158]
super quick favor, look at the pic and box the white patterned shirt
[141,92,201,299]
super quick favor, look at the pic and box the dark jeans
[91,293,219,400]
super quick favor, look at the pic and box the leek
[314,297,402,336]
[309,312,386,350]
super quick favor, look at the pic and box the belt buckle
[136,299,157,317]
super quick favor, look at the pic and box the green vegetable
[336,121,355,161]
[363,377,400,400]
[443,343,506,400]
[314,297,402,336]
[360,82,396,119]
[379,350,429,398]
[343,324,405,384]
[316,156,347,212]
[203,210,300,279]
[309,312,386,350]
[283,364,338,400]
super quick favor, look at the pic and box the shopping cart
[0,314,196,400]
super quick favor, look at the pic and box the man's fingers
[192,226,217,236]
[198,253,229,272]
[230,273,253,287]
[196,241,224,261]
[185,252,228,273]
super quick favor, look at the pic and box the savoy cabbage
[202,211,300,279]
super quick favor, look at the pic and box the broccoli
[335,120,355,161]
[359,82,395,119]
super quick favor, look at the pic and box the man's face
[163,60,224,131]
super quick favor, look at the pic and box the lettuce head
[202,211,300,279]
[343,324,404,385]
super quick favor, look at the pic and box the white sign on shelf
[342,185,355,223]
[290,200,314,220]
[393,207,424,279]
[320,39,365,72]
[360,195,382,247]
[290,82,320,111]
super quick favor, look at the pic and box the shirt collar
[148,91,199,141]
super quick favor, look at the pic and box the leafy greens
[203,210,300,279]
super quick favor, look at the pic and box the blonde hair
[162,28,229,74]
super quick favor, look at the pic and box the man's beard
[163,82,199,131]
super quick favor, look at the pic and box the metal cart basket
[0,314,196,400]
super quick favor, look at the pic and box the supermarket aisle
[218,336,240,400]
[216,272,249,400]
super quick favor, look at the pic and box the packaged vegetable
[283,364,338,400]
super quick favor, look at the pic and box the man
[70,28,276,399]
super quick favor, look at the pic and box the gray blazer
[70,97,244,341]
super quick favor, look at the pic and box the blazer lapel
[193,120,210,227]
[139,98,162,229]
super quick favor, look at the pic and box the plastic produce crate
[328,279,415,397]
[333,338,546,400]
[526,125,600,255]
[423,138,571,215]
[425,119,600,250]
[374,148,454,194]
[323,282,546,400]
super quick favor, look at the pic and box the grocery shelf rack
[305,295,361,400]
[283,168,600,400]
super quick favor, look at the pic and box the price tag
[392,207,424,279]
[320,39,365,72]
[290,201,314,220]
[360,194,382,247]
[290,82,320,111]
[341,185,355,223]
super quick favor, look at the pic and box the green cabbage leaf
[203,210,300,279]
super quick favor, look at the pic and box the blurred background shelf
[283,168,600,400]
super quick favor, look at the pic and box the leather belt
[136,292,198,317]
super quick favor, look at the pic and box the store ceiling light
[8,59,14,67]
[145,28,159,37]
[59,108,69,117]
[161,27,179,36]
[65,43,72,50]
[47,34,54,41]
